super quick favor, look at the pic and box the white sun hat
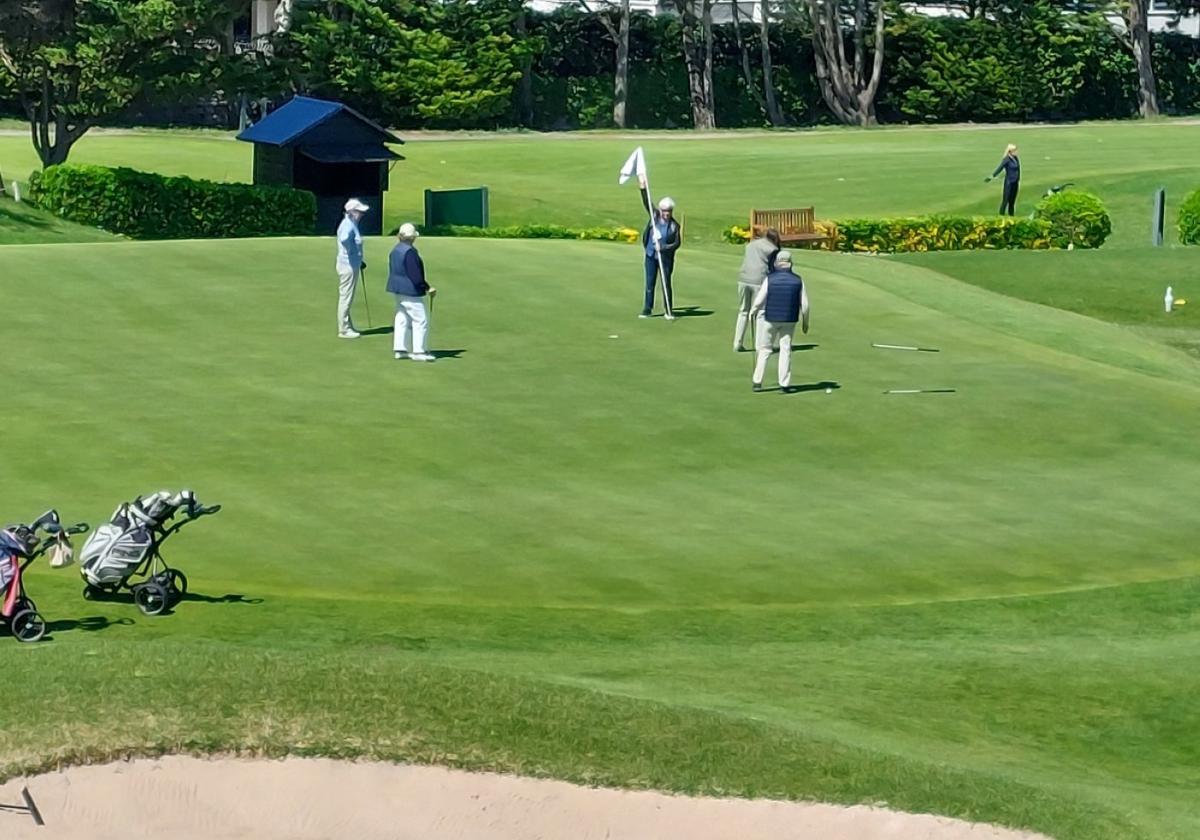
[344,198,370,213]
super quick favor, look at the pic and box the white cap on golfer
[658,196,676,211]
[775,249,793,266]
[344,198,370,213]
[397,222,419,240]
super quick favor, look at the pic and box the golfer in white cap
[335,198,369,338]
[386,222,436,361]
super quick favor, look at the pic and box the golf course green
[1,229,1198,838]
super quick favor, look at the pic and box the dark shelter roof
[236,96,403,159]
[301,143,403,163]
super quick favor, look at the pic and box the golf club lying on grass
[884,389,956,394]
[872,343,940,353]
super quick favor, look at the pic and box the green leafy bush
[28,164,316,239]
[408,223,640,243]
[1033,190,1112,249]
[722,215,1051,252]
[1179,188,1200,246]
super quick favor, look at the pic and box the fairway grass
[1,237,1198,839]
[2,121,1198,247]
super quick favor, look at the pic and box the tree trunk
[613,0,630,128]
[758,0,786,126]
[515,8,534,127]
[674,0,716,129]
[808,0,885,126]
[1127,0,1160,118]
[731,0,770,120]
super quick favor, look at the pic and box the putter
[872,343,940,353]
[884,388,956,394]
[358,267,373,329]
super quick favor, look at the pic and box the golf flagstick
[620,147,671,318]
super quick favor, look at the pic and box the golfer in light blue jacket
[335,198,368,338]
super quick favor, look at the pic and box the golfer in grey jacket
[734,228,780,351]
[386,223,437,362]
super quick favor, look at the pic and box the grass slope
[896,248,1200,357]
[0,194,117,245]
[1,238,1198,839]
[2,121,1198,246]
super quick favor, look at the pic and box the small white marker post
[12,181,21,203]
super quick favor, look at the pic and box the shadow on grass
[672,306,713,318]
[181,592,265,605]
[44,615,135,636]
[0,203,52,230]
[358,325,394,337]
[430,349,466,360]
[759,380,842,394]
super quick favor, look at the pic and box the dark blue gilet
[764,269,803,323]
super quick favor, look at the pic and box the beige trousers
[753,319,797,388]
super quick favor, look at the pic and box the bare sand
[0,755,1051,840]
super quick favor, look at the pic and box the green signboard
[424,187,489,228]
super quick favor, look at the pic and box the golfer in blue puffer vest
[386,223,437,362]
[749,250,809,393]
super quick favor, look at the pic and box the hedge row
[28,164,316,240]
[723,192,1112,253]
[412,223,641,244]
[1181,189,1200,246]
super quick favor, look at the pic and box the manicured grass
[1,237,1198,839]
[896,247,1200,356]
[0,194,118,244]
[2,121,1198,246]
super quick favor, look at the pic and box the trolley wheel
[11,609,46,643]
[167,569,188,600]
[83,585,99,600]
[134,582,169,616]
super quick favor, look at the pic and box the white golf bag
[78,490,218,615]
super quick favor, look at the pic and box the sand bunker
[0,755,1049,840]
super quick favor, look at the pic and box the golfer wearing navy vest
[387,223,437,362]
[749,250,809,392]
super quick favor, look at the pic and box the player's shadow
[672,306,713,318]
[44,615,135,636]
[785,380,841,394]
[359,326,393,336]
[182,592,265,606]
[431,349,466,360]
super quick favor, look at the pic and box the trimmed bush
[722,215,1051,253]
[1179,188,1200,246]
[411,223,641,244]
[1033,190,1112,249]
[28,164,316,239]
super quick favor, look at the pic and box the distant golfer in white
[387,223,436,362]
[750,250,809,393]
[335,198,369,338]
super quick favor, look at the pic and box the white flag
[618,146,645,185]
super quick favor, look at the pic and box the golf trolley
[78,490,220,617]
[1,511,89,643]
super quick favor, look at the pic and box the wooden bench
[750,207,831,247]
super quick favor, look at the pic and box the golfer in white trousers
[335,198,369,338]
[750,250,809,393]
[386,223,437,361]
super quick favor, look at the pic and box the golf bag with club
[78,490,220,616]
[1,510,89,643]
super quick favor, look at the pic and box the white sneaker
[394,351,409,360]
[338,330,361,339]
[664,313,676,321]
[411,353,435,362]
